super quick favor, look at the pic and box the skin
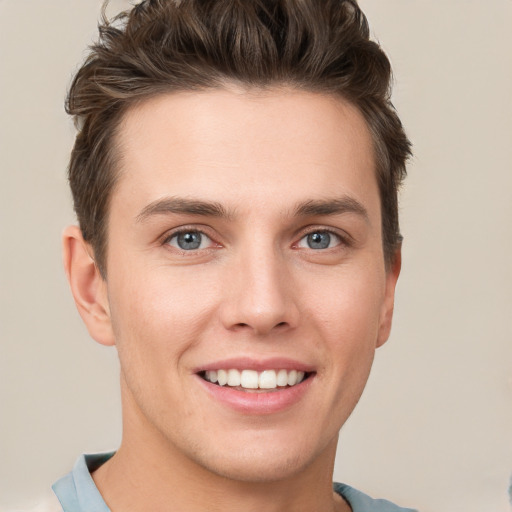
[63,87,401,512]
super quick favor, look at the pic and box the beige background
[1,1,511,511]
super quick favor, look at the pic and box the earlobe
[62,225,115,346]
[376,247,402,348]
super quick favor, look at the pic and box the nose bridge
[222,236,298,335]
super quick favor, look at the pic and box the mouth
[198,368,313,392]
[195,362,316,413]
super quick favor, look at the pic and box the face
[99,88,399,482]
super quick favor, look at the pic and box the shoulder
[334,482,418,512]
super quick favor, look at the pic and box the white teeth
[258,370,276,389]
[287,369,298,386]
[203,368,308,390]
[276,369,288,387]
[227,369,241,387]
[217,369,228,386]
[240,370,259,389]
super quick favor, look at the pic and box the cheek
[308,265,384,337]
[303,265,385,379]
[107,267,221,424]
[108,265,218,374]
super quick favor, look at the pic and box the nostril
[231,321,288,333]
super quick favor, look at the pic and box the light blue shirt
[52,453,417,512]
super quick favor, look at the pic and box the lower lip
[195,375,314,415]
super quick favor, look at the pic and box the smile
[201,369,308,390]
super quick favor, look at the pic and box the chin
[195,448,310,483]
[176,428,337,484]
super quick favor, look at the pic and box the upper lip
[193,357,315,374]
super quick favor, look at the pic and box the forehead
[113,87,379,218]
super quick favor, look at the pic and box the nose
[219,244,300,336]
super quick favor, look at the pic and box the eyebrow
[293,196,369,222]
[136,197,232,223]
[135,195,369,224]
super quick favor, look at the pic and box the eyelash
[162,227,217,252]
[161,226,351,252]
[294,227,351,250]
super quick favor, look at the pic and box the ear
[62,225,115,346]
[376,247,402,348]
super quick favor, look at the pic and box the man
[55,0,414,510]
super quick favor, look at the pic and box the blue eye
[298,231,341,250]
[168,231,211,250]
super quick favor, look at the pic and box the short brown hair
[67,0,411,276]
